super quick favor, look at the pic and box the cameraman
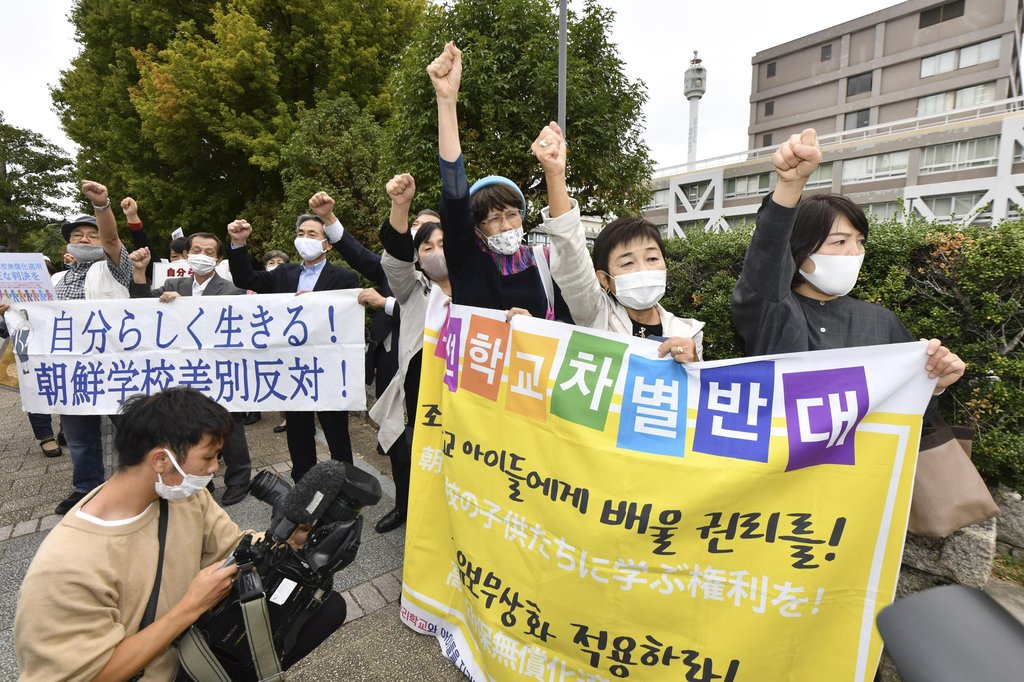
[14,387,345,681]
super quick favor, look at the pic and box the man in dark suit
[227,216,359,482]
[127,233,254,505]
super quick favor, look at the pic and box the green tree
[53,0,424,247]
[384,0,652,222]
[0,114,73,256]
[274,95,387,257]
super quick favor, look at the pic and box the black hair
[413,221,443,253]
[470,184,524,227]
[592,217,667,273]
[114,387,234,469]
[169,237,187,255]
[790,193,869,288]
[185,232,223,258]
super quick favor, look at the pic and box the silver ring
[539,139,549,148]
[671,346,685,356]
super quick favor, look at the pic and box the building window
[919,0,965,29]
[865,202,904,221]
[821,44,832,62]
[921,38,1001,78]
[762,133,773,147]
[922,191,989,222]
[767,61,776,78]
[724,173,771,199]
[920,136,999,174]
[646,188,670,208]
[917,82,997,117]
[764,100,774,117]
[842,151,910,184]
[678,181,711,205]
[844,109,870,130]
[805,163,834,190]
[846,72,873,97]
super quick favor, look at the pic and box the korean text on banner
[400,288,935,682]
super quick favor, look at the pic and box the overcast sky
[2,0,900,169]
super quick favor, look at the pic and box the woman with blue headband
[427,42,572,322]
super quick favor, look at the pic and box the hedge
[661,214,1024,490]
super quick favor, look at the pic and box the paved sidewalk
[0,390,460,679]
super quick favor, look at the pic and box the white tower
[684,51,707,164]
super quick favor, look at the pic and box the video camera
[179,460,381,681]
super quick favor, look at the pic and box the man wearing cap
[44,181,132,513]
[226,215,359,482]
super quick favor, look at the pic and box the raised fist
[531,122,567,176]
[427,42,462,100]
[773,128,821,184]
[120,197,138,218]
[128,246,151,270]
[227,219,252,246]
[308,192,336,221]
[386,173,416,207]
[81,180,109,206]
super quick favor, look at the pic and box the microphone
[282,461,348,525]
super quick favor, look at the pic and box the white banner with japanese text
[4,291,364,414]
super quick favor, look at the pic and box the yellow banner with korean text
[400,290,933,682]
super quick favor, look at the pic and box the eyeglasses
[68,231,100,243]
[482,209,522,231]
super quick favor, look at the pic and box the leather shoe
[55,490,87,515]
[243,412,262,426]
[375,507,406,533]
[221,483,250,506]
[273,421,287,433]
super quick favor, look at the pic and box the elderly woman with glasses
[427,42,572,323]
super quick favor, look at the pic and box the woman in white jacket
[370,173,451,532]
[533,123,705,362]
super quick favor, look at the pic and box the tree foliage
[54,0,424,249]
[0,114,74,255]
[384,0,652,223]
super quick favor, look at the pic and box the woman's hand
[427,42,462,101]
[924,338,966,393]
[531,122,566,177]
[657,337,697,364]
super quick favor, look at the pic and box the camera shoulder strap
[241,593,286,681]
[130,498,169,682]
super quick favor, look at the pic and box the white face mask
[67,244,105,263]
[419,251,448,281]
[485,227,524,256]
[265,263,279,271]
[154,448,214,501]
[611,269,666,310]
[186,254,217,276]
[801,254,864,297]
[294,237,326,262]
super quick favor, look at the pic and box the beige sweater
[15,487,244,681]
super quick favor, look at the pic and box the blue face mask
[154,449,213,501]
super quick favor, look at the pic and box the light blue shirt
[297,258,327,292]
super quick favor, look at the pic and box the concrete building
[644,0,1024,236]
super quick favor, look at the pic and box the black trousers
[222,414,253,487]
[286,410,352,481]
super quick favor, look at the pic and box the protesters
[306,191,401,406]
[428,42,572,323]
[227,215,358,482]
[533,122,705,362]
[14,387,345,681]
[731,129,964,392]
[373,172,451,533]
[129,234,253,506]
[120,196,155,281]
[1,181,135,515]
